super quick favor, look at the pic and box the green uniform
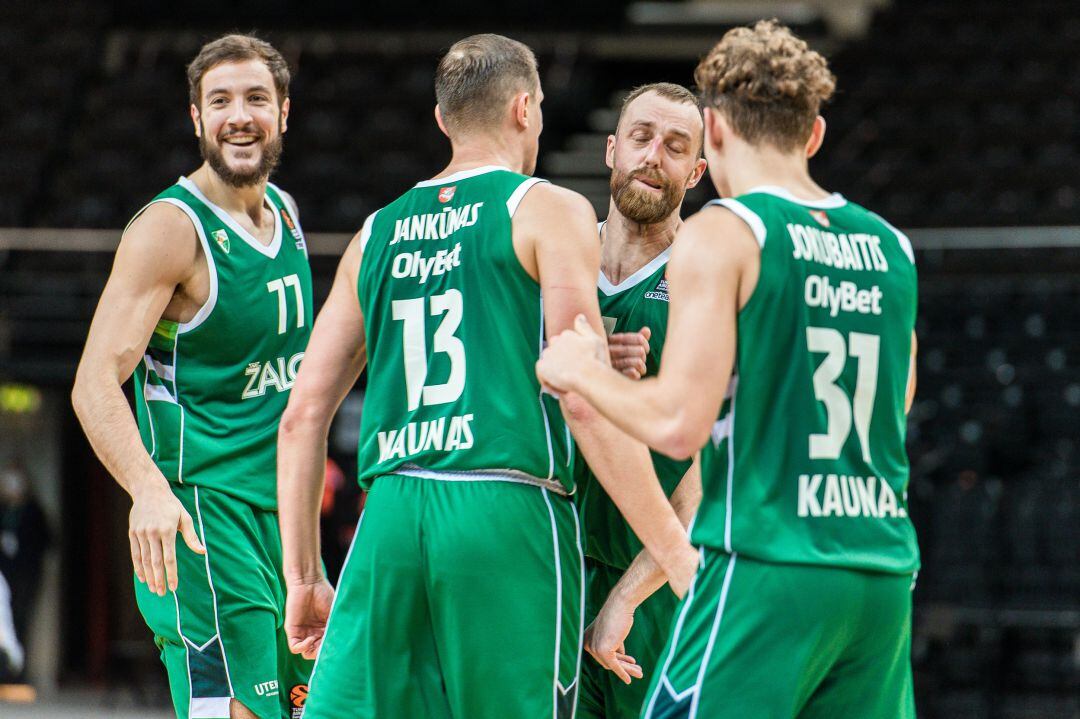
[131,177,314,719]
[643,187,919,719]
[576,232,689,719]
[304,166,583,719]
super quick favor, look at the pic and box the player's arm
[516,184,696,598]
[906,330,917,413]
[537,207,757,461]
[71,204,206,597]
[585,457,701,681]
[277,230,367,658]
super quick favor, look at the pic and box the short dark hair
[617,82,704,156]
[187,34,290,108]
[435,34,539,134]
[695,19,835,151]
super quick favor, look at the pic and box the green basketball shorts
[303,473,584,719]
[642,548,915,719]
[578,558,681,719]
[134,484,313,719]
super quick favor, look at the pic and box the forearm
[277,408,329,584]
[562,394,690,580]
[569,360,696,458]
[72,373,169,498]
[607,461,703,607]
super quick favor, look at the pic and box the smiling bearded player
[73,34,313,719]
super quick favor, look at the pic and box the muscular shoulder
[680,204,759,263]
[119,201,200,283]
[514,182,595,227]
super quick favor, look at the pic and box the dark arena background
[0,1,1077,717]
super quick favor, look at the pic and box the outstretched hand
[536,314,608,394]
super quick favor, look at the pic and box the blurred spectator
[0,466,51,684]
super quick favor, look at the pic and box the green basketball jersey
[692,186,919,574]
[575,228,692,569]
[355,166,573,493]
[131,177,312,510]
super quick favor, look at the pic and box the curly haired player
[538,20,919,718]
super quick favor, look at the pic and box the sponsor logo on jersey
[212,229,230,254]
[809,209,830,227]
[644,277,669,302]
[290,684,308,718]
[377,414,475,463]
[280,208,305,249]
[391,242,462,284]
[254,679,279,697]
[804,274,883,317]
[391,203,484,245]
[242,352,304,399]
[797,473,907,519]
[438,185,457,203]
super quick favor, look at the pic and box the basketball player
[72,35,313,719]
[538,20,919,718]
[275,33,696,719]
[576,83,707,719]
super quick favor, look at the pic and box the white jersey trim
[597,245,673,296]
[743,185,848,209]
[268,181,307,258]
[190,697,231,718]
[414,165,512,188]
[868,210,916,265]
[145,198,219,335]
[358,210,379,254]
[711,199,766,248]
[177,176,283,259]
[507,177,549,217]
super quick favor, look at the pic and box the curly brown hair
[694,19,835,151]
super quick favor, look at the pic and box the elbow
[70,371,92,424]
[559,391,596,424]
[278,399,328,442]
[654,413,710,461]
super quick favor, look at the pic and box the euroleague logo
[438,185,457,203]
[290,683,308,717]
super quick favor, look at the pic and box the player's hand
[285,578,335,660]
[584,600,641,685]
[536,314,607,394]
[128,481,205,597]
[609,326,651,380]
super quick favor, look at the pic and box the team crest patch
[644,277,669,302]
[212,229,230,254]
[438,185,456,203]
[809,209,830,227]
[289,684,308,718]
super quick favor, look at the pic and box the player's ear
[191,104,201,137]
[511,91,531,130]
[279,96,290,134]
[434,105,450,139]
[805,115,825,159]
[686,157,708,189]
[703,107,724,154]
[604,134,616,170]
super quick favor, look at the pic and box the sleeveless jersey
[575,227,692,569]
[355,166,573,494]
[132,177,312,510]
[693,186,919,574]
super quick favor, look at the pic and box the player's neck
[600,203,681,285]
[437,135,528,178]
[724,143,829,201]
[190,165,270,226]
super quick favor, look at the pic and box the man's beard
[200,122,283,188]
[609,166,684,225]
